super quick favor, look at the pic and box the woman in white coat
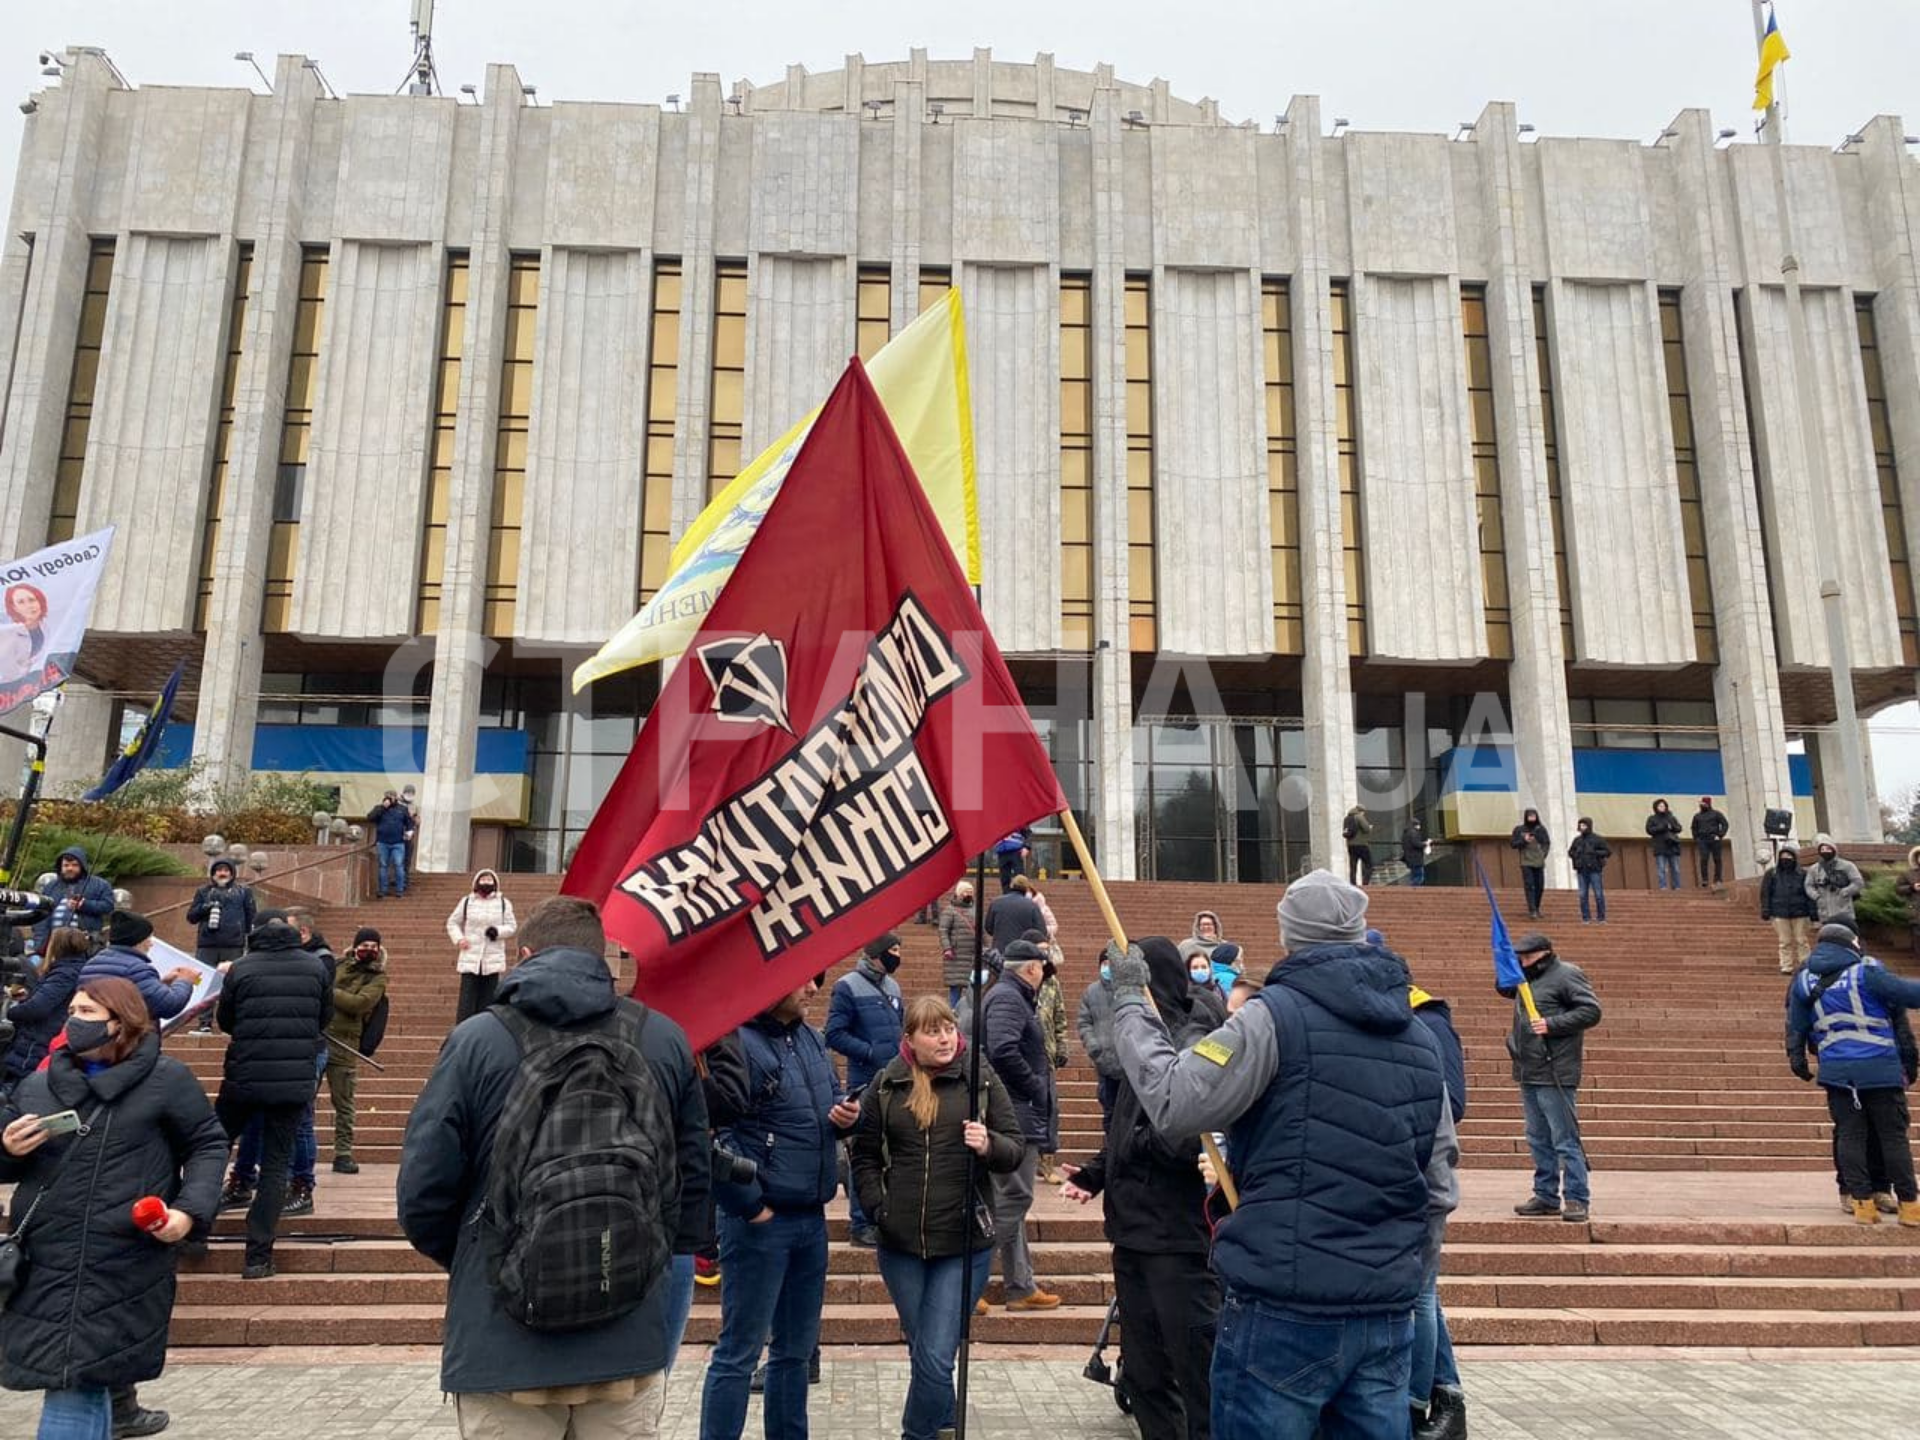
[446,869,517,1023]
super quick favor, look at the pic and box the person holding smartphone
[0,976,228,1439]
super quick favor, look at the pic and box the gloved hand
[1789,1053,1813,1082]
[484,926,499,942]
[1105,941,1149,1002]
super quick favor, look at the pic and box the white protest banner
[0,525,115,716]
[148,938,222,1032]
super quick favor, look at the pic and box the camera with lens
[712,1141,759,1186]
[208,901,223,933]
[484,925,499,941]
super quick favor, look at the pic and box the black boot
[111,1384,171,1439]
[1414,1384,1468,1440]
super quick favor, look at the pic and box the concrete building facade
[2,48,1916,883]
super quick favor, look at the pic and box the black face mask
[475,884,496,896]
[1522,955,1553,979]
[355,947,380,962]
[880,950,902,975]
[65,1017,113,1055]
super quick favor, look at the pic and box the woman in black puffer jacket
[2,928,90,1086]
[0,976,228,1438]
[850,996,1023,1440]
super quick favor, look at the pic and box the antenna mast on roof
[408,0,437,96]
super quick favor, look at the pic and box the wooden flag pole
[1056,807,1239,1211]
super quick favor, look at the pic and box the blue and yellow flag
[84,662,182,801]
[1754,5,1791,111]
[573,289,980,692]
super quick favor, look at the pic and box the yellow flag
[573,288,979,691]
[1753,6,1790,111]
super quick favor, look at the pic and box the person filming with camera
[446,870,516,1024]
[1804,836,1866,928]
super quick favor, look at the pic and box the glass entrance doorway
[1133,719,1311,883]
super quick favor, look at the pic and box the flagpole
[1058,806,1239,1210]
[1749,0,1873,841]
[953,845,990,1440]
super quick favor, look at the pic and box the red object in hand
[131,1196,168,1234]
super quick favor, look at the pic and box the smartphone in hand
[34,1109,82,1137]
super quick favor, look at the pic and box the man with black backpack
[398,896,710,1439]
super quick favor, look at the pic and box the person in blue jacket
[31,845,115,953]
[701,979,862,1440]
[1787,923,1920,1228]
[1,927,88,1084]
[824,934,904,1248]
[79,910,198,1022]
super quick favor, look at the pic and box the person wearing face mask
[1644,799,1684,892]
[1761,845,1819,974]
[0,978,228,1440]
[1187,951,1229,1028]
[1691,795,1730,889]
[1509,809,1551,919]
[978,939,1062,1312]
[850,997,1023,1440]
[323,928,389,1177]
[1502,933,1602,1223]
[936,881,980,1008]
[825,935,905,1248]
[1077,953,1125,1124]
[1567,818,1611,926]
[1032,941,1072,1184]
[446,870,517,1024]
[1803,836,1866,927]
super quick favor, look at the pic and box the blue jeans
[665,1252,696,1373]
[1409,1280,1460,1405]
[876,1246,994,1440]
[1521,1081,1590,1206]
[235,1049,325,1185]
[38,1388,111,1440]
[1577,870,1606,922]
[1405,865,1426,887]
[1212,1297,1413,1439]
[700,1209,829,1440]
[1655,853,1681,890]
[376,840,408,895]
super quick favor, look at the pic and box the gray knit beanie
[1276,869,1370,950]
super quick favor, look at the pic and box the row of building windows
[47,247,1920,666]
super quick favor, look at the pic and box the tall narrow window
[918,267,951,315]
[415,252,468,634]
[708,261,748,499]
[48,240,115,545]
[1530,287,1577,652]
[1329,279,1366,656]
[194,244,252,629]
[857,266,891,361]
[1124,275,1156,653]
[1263,279,1303,655]
[1059,274,1094,650]
[1659,291,1718,662]
[483,254,538,638]
[264,247,329,633]
[640,260,682,602]
[1857,296,1920,666]
[1461,285,1512,659]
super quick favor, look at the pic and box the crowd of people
[5,828,1920,1440]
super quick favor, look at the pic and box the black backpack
[479,999,678,1332]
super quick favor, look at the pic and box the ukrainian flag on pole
[1753,3,1790,111]
[572,289,980,692]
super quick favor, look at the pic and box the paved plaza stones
[3,1356,1916,1437]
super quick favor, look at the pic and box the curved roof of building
[735,51,1232,127]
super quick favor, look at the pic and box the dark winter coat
[936,900,981,989]
[1400,825,1430,869]
[849,1046,1023,1259]
[79,945,193,1022]
[980,970,1056,1148]
[708,1012,841,1217]
[215,924,332,1106]
[1510,820,1551,868]
[0,1034,227,1391]
[824,960,904,1093]
[1411,993,1468,1125]
[397,946,710,1394]
[1760,859,1818,921]
[1076,978,1122,1082]
[31,847,115,950]
[1074,1011,1215,1255]
[1691,806,1729,844]
[1568,830,1612,874]
[1500,953,1602,1087]
[1645,808,1683,857]
[1,952,85,1082]
[984,892,1045,955]
[327,948,389,1058]
[184,871,257,952]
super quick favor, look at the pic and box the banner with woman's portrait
[0,526,115,715]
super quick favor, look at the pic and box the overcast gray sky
[4,0,1919,797]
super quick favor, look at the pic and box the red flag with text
[563,359,1066,1050]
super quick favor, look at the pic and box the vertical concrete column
[1668,109,1794,871]
[888,80,924,336]
[1858,117,1920,644]
[1472,103,1579,885]
[0,51,122,558]
[1086,85,1136,879]
[667,75,724,543]
[1284,97,1358,871]
[193,56,323,797]
[418,65,523,876]
[42,684,114,796]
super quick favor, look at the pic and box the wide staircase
[163,873,1920,1350]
